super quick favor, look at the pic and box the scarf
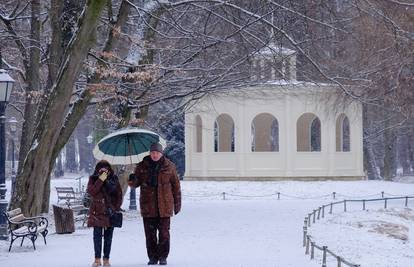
[149,157,163,187]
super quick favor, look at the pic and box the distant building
[184,45,364,180]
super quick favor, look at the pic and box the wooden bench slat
[7,208,22,218]
[10,214,25,223]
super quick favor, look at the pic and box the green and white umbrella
[93,128,167,165]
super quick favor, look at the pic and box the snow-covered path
[0,177,413,267]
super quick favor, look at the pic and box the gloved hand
[99,170,108,182]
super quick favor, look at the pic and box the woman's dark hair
[92,160,114,177]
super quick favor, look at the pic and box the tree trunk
[383,117,397,181]
[65,136,78,172]
[10,0,107,216]
[77,112,94,173]
[17,0,41,175]
[363,104,381,180]
[54,154,64,178]
[398,132,410,175]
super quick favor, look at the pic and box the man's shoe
[159,259,167,265]
[147,259,158,265]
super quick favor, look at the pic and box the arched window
[214,114,235,152]
[195,115,202,152]
[297,113,321,152]
[251,113,279,152]
[336,114,350,152]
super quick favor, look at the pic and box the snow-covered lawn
[0,176,413,267]
[309,207,414,267]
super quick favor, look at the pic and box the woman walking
[87,160,123,266]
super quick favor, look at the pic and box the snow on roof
[257,44,296,56]
[259,79,333,88]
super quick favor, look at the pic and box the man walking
[128,143,181,265]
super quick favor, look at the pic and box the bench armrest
[23,216,49,229]
[9,220,39,235]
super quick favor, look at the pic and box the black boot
[159,259,167,265]
[147,259,158,265]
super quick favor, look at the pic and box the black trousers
[93,227,114,259]
[143,217,171,261]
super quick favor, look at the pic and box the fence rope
[181,191,414,200]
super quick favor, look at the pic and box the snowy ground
[0,175,413,267]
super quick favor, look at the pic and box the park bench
[55,186,80,204]
[3,208,49,252]
[55,186,89,227]
[66,200,89,227]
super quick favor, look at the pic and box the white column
[201,114,208,176]
[184,113,192,178]
[237,99,245,177]
[204,115,215,178]
[326,113,335,176]
[355,103,364,177]
[327,115,336,176]
[285,94,293,176]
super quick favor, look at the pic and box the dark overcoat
[87,174,123,227]
[131,156,181,218]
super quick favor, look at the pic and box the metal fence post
[363,200,366,210]
[317,207,321,220]
[303,226,307,247]
[337,256,341,267]
[277,192,280,200]
[308,214,311,227]
[333,192,336,199]
[384,198,387,209]
[222,192,226,200]
[322,246,327,267]
[330,203,333,214]
[313,210,316,223]
[322,205,325,218]
[344,200,347,212]
[310,242,315,259]
[305,235,310,255]
[381,191,384,198]
[406,196,408,207]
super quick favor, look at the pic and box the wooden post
[322,246,327,267]
[222,192,226,200]
[53,205,75,234]
[313,210,316,223]
[406,197,408,207]
[277,192,280,200]
[344,200,347,212]
[305,236,310,255]
[384,198,387,209]
[337,256,341,267]
[303,226,307,247]
[363,200,366,210]
[308,214,312,226]
[310,242,315,259]
[322,205,325,218]
[317,207,321,220]
[381,191,384,198]
[333,192,336,199]
[330,203,333,214]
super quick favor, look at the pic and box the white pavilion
[184,45,365,180]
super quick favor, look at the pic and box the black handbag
[108,208,123,228]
